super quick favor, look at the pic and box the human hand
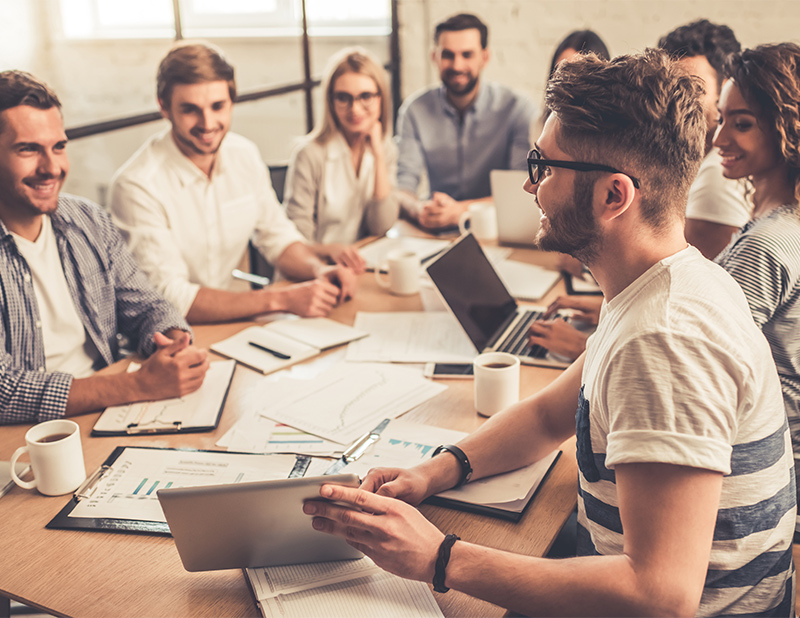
[542,294,603,323]
[366,121,385,158]
[360,466,433,506]
[304,484,444,583]
[419,192,464,228]
[325,243,366,274]
[135,331,209,399]
[277,278,341,317]
[321,264,358,302]
[528,319,588,361]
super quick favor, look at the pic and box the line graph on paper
[259,363,446,445]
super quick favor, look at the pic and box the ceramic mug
[10,419,86,496]
[458,202,498,241]
[473,352,520,417]
[375,249,421,295]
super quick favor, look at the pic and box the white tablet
[157,474,363,572]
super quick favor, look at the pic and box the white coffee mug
[459,202,498,241]
[473,352,520,417]
[375,249,420,295]
[10,419,86,496]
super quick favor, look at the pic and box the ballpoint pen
[248,341,291,360]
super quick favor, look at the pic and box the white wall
[1,0,799,204]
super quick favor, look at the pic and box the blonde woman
[284,48,400,272]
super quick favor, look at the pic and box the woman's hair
[312,47,391,144]
[541,30,610,124]
[723,43,800,203]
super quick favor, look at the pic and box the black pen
[248,341,291,360]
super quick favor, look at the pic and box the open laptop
[426,233,570,369]
[491,169,540,247]
[158,474,363,572]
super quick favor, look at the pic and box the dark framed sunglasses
[526,148,641,189]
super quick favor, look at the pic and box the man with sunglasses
[304,50,794,617]
[395,13,535,229]
[109,42,357,324]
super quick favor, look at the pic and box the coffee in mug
[9,419,86,496]
[473,352,520,417]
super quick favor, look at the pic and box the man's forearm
[185,287,288,324]
[275,241,328,281]
[66,371,144,416]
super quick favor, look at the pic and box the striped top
[715,204,800,425]
[579,247,795,617]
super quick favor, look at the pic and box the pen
[248,341,291,360]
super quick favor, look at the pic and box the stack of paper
[246,557,443,618]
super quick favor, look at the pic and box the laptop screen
[426,233,518,351]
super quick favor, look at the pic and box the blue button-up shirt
[0,194,190,424]
[395,81,535,200]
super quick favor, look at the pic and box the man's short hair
[434,13,488,49]
[0,71,61,134]
[658,19,741,88]
[156,41,236,107]
[546,49,706,228]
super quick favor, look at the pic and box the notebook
[426,233,570,369]
[491,169,541,247]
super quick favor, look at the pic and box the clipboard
[46,446,312,535]
[91,360,236,436]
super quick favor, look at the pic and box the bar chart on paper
[69,448,297,523]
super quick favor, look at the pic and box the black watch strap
[432,444,472,487]
[433,533,460,593]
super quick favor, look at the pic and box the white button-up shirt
[109,128,305,316]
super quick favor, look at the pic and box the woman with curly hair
[713,42,800,537]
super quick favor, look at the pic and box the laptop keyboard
[497,309,548,359]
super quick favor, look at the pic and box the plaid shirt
[0,194,190,424]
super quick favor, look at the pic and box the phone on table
[423,362,474,379]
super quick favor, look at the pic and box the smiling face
[713,80,783,181]
[160,80,232,163]
[433,29,488,98]
[525,115,602,262]
[0,105,68,236]
[331,72,382,140]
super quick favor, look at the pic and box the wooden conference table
[0,235,578,618]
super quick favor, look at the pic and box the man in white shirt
[0,70,208,424]
[659,19,750,259]
[303,50,795,617]
[109,42,357,323]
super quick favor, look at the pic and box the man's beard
[442,71,479,97]
[535,175,602,264]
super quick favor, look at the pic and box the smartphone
[423,362,474,379]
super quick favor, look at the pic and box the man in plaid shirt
[0,71,209,424]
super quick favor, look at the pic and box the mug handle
[374,261,391,288]
[458,211,471,235]
[9,446,36,490]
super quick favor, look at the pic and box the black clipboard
[46,446,312,535]
[90,360,235,436]
[423,450,562,522]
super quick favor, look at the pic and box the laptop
[490,169,540,247]
[157,474,363,572]
[426,233,569,369]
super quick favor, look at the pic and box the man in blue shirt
[396,13,535,229]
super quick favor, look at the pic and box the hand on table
[528,319,589,362]
[320,264,358,302]
[324,243,366,274]
[136,331,209,399]
[304,483,444,583]
[542,295,602,324]
[419,192,464,229]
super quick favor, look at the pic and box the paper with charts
[68,448,297,523]
[345,312,476,363]
[247,557,443,618]
[259,362,446,445]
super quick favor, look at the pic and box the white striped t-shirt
[579,247,795,617]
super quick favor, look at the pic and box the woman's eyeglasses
[332,91,380,109]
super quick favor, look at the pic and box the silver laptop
[426,233,569,369]
[491,169,540,247]
[157,474,363,572]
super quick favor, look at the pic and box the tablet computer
[157,473,363,572]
